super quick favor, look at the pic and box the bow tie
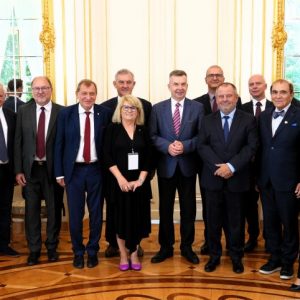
[273,110,285,119]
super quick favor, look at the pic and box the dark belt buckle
[36,161,45,166]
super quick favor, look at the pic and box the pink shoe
[131,262,142,271]
[119,263,130,271]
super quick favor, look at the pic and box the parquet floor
[0,221,299,300]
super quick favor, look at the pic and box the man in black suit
[258,79,300,280]
[241,74,274,253]
[4,79,25,113]
[194,65,242,255]
[101,69,152,258]
[0,83,19,257]
[14,76,63,266]
[198,82,258,273]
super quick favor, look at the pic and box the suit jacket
[241,99,274,115]
[194,93,242,116]
[257,105,300,191]
[101,96,152,125]
[3,96,25,113]
[198,109,258,192]
[54,103,112,184]
[2,107,16,177]
[150,98,204,178]
[14,100,63,180]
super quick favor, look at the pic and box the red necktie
[36,107,45,159]
[83,112,91,163]
[212,96,218,112]
[173,103,181,136]
[255,102,262,118]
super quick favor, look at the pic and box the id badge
[128,152,139,170]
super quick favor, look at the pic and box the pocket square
[291,123,298,127]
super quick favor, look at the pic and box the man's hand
[16,173,26,186]
[214,163,233,179]
[168,140,184,156]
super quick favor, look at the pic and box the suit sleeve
[14,107,24,174]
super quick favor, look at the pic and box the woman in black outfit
[103,95,152,271]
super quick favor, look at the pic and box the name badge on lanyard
[128,151,139,170]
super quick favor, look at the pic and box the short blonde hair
[112,95,144,125]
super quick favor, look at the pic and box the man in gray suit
[150,70,203,264]
[14,76,63,266]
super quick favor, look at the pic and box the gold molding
[272,0,287,80]
[40,0,56,98]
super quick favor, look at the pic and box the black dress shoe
[48,250,59,262]
[104,245,120,258]
[137,245,144,257]
[27,252,40,266]
[87,255,98,268]
[73,255,84,269]
[0,246,20,257]
[244,240,257,253]
[290,283,300,291]
[151,249,173,263]
[181,248,200,264]
[232,259,244,274]
[200,242,209,255]
[204,258,220,272]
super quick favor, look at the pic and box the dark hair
[7,79,23,92]
[76,79,97,94]
[270,79,294,93]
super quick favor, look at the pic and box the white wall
[52,0,274,106]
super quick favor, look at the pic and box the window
[0,0,43,101]
[284,0,300,99]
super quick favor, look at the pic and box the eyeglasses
[122,105,137,112]
[206,74,224,79]
[32,86,51,92]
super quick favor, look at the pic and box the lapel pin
[284,121,288,124]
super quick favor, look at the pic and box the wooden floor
[0,221,299,300]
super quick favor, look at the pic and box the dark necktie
[273,110,285,119]
[83,112,91,163]
[36,107,46,159]
[212,96,218,112]
[173,103,181,136]
[223,115,230,142]
[255,102,262,118]
[0,118,8,162]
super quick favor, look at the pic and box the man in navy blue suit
[258,79,300,280]
[54,79,111,269]
[150,70,203,265]
[198,82,258,274]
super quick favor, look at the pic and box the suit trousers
[157,166,196,250]
[105,196,118,247]
[66,163,103,256]
[0,164,14,247]
[206,189,244,261]
[260,183,299,264]
[24,162,58,253]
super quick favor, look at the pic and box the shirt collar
[275,103,291,112]
[36,101,52,111]
[251,98,266,106]
[220,108,236,119]
[78,103,94,114]
[171,98,185,107]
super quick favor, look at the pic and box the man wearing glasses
[14,76,63,265]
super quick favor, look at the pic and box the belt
[33,160,47,166]
[75,161,98,166]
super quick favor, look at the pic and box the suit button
[271,147,274,150]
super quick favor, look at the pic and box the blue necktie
[223,116,230,142]
[0,119,8,162]
[273,110,285,119]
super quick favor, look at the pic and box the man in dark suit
[14,76,63,265]
[194,65,243,255]
[4,79,25,113]
[241,74,274,253]
[258,79,300,280]
[101,69,152,258]
[150,70,203,265]
[198,82,258,274]
[0,83,19,257]
[54,79,111,269]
